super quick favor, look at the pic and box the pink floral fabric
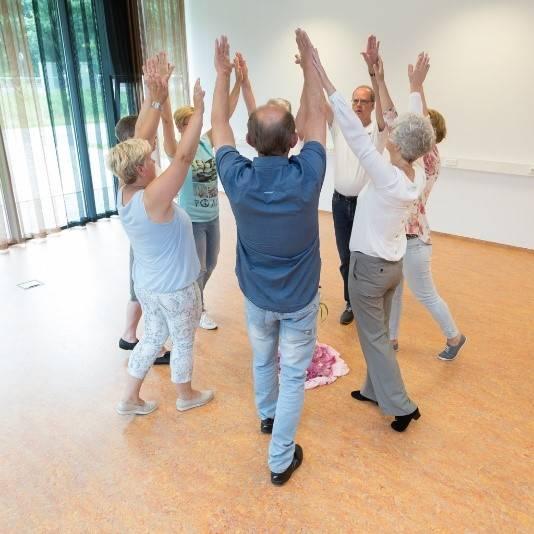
[383,108,398,129]
[277,342,350,390]
[305,343,349,390]
[405,146,440,243]
[382,108,440,244]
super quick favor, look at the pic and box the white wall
[184,0,534,249]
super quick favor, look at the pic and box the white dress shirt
[330,117,387,197]
[328,91,426,261]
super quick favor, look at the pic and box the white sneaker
[199,311,218,330]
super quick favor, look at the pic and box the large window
[0,0,188,249]
[0,0,137,247]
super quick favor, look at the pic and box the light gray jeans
[389,238,459,340]
[192,217,220,308]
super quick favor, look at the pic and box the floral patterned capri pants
[128,282,202,383]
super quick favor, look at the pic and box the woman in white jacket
[306,31,434,432]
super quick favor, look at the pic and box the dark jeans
[332,190,358,304]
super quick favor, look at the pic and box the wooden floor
[1,195,533,533]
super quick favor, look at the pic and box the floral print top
[405,145,440,244]
[382,108,439,244]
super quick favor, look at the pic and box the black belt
[406,234,419,240]
[333,190,358,201]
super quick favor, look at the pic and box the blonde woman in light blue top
[107,64,214,416]
[161,67,241,330]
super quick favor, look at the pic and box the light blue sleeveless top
[117,188,200,293]
[177,135,219,223]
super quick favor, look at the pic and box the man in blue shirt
[211,30,326,485]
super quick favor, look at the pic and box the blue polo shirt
[215,141,326,313]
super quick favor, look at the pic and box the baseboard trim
[430,231,534,253]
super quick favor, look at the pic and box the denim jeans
[332,191,358,304]
[244,293,320,473]
[389,238,459,340]
[192,217,220,307]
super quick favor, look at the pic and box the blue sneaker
[438,335,466,361]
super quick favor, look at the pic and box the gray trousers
[192,217,220,307]
[348,251,417,416]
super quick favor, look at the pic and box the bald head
[247,104,297,156]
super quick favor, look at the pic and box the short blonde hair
[173,106,194,129]
[428,109,447,144]
[106,138,152,185]
[266,98,292,113]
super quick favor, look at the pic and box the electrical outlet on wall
[444,159,458,167]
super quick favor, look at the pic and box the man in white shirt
[326,36,388,325]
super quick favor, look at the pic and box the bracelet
[150,101,162,111]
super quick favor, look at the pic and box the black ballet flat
[391,408,421,432]
[351,390,378,405]
[154,351,171,365]
[119,338,138,350]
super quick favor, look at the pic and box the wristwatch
[150,101,162,111]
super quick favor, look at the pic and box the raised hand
[361,34,380,72]
[373,55,385,83]
[142,55,157,90]
[214,35,233,76]
[156,51,175,85]
[233,54,242,83]
[408,52,430,89]
[295,28,314,66]
[192,78,205,113]
[143,55,167,104]
[234,52,249,84]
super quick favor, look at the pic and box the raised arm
[206,62,241,145]
[161,96,178,157]
[294,53,332,139]
[408,52,430,116]
[135,54,174,143]
[211,36,236,149]
[295,29,326,146]
[144,79,204,220]
[372,56,397,130]
[229,58,242,116]
[236,52,257,115]
[361,35,385,131]
[311,47,397,187]
[294,54,306,139]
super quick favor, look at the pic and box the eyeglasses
[352,98,372,105]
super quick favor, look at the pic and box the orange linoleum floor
[1,195,533,532]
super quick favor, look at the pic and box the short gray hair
[390,112,435,162]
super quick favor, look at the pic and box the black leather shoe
[260,418,274,434]
[340,305,354,325]
[391,408,421,432]
[119,338,138,350]
[351,390,378,405]
[154,351,171,365]
[271,444,303,486]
